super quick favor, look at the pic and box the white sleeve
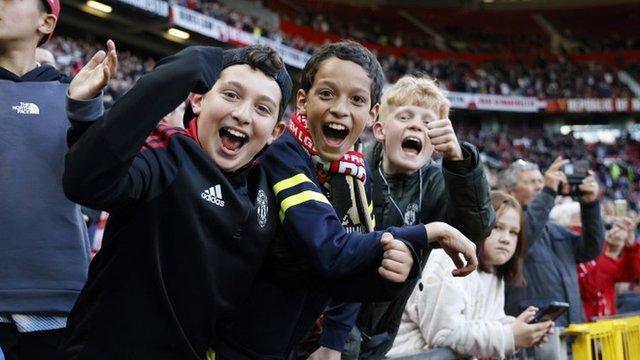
[413,250,516,358]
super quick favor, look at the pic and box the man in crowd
[502,158,605,326]
[0,0,101,358]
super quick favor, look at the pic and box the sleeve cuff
[442,143,476,174]
[542,186,557,198]
[319,323,352,351]
[67,91,104,122]
[388,224,428,250]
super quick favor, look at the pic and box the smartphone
[614,199,628,218]
[531,301,569,323]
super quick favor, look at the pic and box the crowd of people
[40,36,640,208]
[461,129,640,207]
[171,0,638,99]
[2,1,640,360]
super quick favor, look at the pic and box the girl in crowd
[388,191,554,359]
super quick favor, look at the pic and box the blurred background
[49,0,640,212]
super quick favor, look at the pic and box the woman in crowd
[388,191,554,359]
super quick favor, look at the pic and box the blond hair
[378,75,450,122]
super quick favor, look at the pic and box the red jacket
[577,243,640,321]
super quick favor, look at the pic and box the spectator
[388,191,553,359]
[578,217,640,321]
[328,75,495,359]
[214,41,478,360]
[59,44,295,359]
[0,0,99,358]
[502,157,605,327]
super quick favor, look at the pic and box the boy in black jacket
[59,44,295,360]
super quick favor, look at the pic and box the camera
[558,160,590,197]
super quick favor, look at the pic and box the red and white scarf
[288,111,366,187]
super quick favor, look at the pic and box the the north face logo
[12,102,40,115]
[201,185,225,207]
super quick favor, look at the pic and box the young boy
[326,75,496,359]
[59,44,295,359]
[0,1,99,358]
[214,42,479,360]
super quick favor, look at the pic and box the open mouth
[219,127,249,152]
[401,136,422,155]
[322,122,350,147]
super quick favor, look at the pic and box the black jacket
[59,47,277,360]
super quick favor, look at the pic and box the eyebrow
[315,80,370,96]
[225,81,278,108]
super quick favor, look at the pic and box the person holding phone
[501,157,605,327]
[388,192,553,359]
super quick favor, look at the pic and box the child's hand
[425,222,477,276]
[426,104,463,161]
[69,40,118,101]
[378,232,414,283]
[511,308,554,349]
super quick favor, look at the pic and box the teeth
[405,136,421,144]
[226,128,247,139]
[327,123,347,131]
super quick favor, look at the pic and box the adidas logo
[201,184,225,207]
[12,102,40,115]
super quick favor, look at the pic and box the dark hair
[223,45,292,121]
[477,191,527,286]
[246,45,288,121]
[300,40,384,108]
[39,0,48,12]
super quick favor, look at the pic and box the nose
[329,96,349,119]
[498,231,511,244]
[231,101,252,125]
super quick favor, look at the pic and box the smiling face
[192,64,284,172]
[373,105,437,175]
[297,57,379,161]
[482,207,521,269]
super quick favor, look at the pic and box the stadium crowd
[170,0,638,99]
[41,36,640,210]
[2,0,640,359]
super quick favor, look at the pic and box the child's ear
[190,93,203,115]
[296,89,308,116]
[367,103,380,128]
[268,122,286,144]
[38,14,56,39]
[372,121,385,142]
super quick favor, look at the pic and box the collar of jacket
[0,64,67,82]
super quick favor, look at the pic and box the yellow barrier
[565,316,640,360]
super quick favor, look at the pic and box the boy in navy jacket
[215,41,479,360]
[0,1,97,358]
